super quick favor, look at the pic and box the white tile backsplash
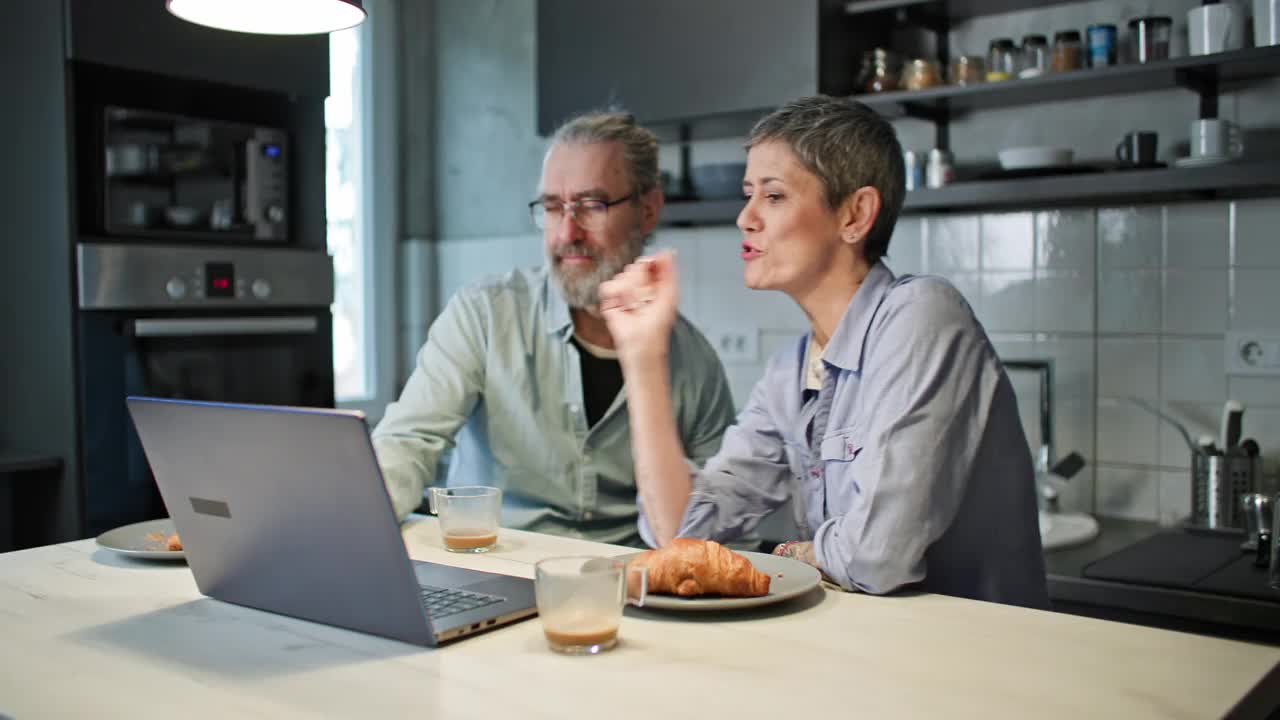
[1158,470,1193,527]
[654,227,715,323]
[436,234,538,302]
[1241,408,1280,479]
[1157,401,1218,469]
[1162,268,1228,335]
[1232,269,1280,332]
[1035,271,1094,333]
[692,232,806,333]
[1160,338,1228,404]
[1097,400,1159,465]
[981,213,1035,270]
[1227,376,1280,407]
[1099,269,1162,333]
[1052,399,1095,472]
[1098,338,1159,400]
[1036,209,1095,272]
[1098,206,1162,269]
[1234,198,1280,267]
[945,272,984,317]
[1038,335,1094,405]
[1166,202,1230,268]
[924,216,980,272]
[1096,465,1160,521]
[979,272,1036,332]
[887,217,925,276]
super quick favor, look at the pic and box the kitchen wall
[407,0,1280,529]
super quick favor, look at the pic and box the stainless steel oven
[76,243,334,536]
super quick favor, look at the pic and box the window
[326,0,397,416]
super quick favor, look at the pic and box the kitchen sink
[1040,511,1100,551]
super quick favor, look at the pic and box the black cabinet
[536,0,867,134]
[67,0,329,98]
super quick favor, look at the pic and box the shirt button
[583,511,594,521]
[569,403,579,414]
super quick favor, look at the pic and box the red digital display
[206,262,235,298]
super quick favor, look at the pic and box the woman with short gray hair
[600,95,1047,608]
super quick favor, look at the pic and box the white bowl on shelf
[997,146,1073,170]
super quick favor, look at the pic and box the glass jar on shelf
[1051,30,1084,72]
[901,58,944,90]
[856,48,901,93]
[926,148,955,188]
[1019,34,1049,78]
[950,55,986,85]
[986,38,1019,82]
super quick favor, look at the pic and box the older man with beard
[371,111,735,546]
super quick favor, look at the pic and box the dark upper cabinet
[538,0,867,134]
[66,0,329,98]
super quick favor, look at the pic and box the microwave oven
[100,106,289,243]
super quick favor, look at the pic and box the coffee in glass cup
[534,556,648,654]
[428,485,502,552]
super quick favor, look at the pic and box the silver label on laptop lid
[190,497,232,518]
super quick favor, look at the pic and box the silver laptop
[125,396,537,646]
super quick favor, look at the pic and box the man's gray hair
[746,96,905,264]
[550,110,660,197]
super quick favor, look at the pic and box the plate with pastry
[95,518,185,560]
[619,538,822,611]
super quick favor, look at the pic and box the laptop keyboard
[419,585,504,619]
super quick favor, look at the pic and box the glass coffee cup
[428,485,502,552]
[535,556,648,655]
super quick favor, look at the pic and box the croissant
[632,538,771,598]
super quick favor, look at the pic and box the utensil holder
[1191,449,1257,530]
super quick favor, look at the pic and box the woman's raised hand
[598,250,679,364]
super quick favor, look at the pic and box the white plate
[619,550,822,611]
[95,518,185,560]
[998,146,1073,170]
[1173,154,1236,168]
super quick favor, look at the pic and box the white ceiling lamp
[167,0,366,35]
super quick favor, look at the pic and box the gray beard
[548,228,647,309]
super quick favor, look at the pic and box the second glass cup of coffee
[535,556,648,655]
[428,485,502,552]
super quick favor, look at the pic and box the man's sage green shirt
[371,267,735,547]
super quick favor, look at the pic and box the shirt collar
[821,261,895,373]
[541,267,575,339]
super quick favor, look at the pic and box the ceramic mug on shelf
[1257,0,1280,47]
[1116,131,1159,166]
[1189,2,1245,55]
[1189,118,1245,160]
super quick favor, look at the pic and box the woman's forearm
[621,352,692,546]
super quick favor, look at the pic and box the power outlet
[711,326,758,364]
[1226,331,1280,376]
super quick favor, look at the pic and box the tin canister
[1087,23,1118,67]
[904,150,926,191]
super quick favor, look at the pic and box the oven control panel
[78,243,333,310]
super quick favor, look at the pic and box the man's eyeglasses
[528,192,636,231]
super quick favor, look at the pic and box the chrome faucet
[1003,359,1085,513]
[1003,359,1054,474]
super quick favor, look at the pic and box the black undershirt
[570,337,625,427]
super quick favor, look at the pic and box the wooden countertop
[1,516,1277,718]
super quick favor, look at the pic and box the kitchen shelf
[844,0,1089,22]
[661,162,1280,224]
[855,46,1280,120]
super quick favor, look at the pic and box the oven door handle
[130,317,319,337]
